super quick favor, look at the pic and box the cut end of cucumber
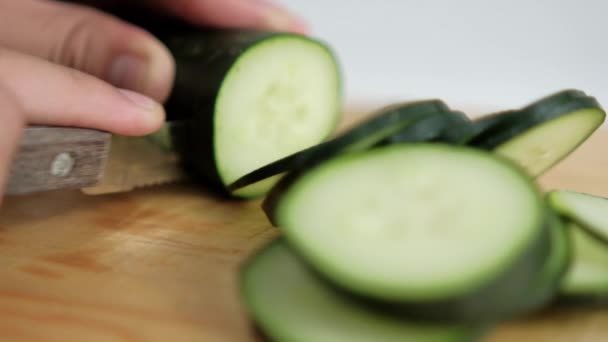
[494,107,605,177]
[215,35,341,198]
[275,144,544,301]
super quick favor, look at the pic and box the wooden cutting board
[1,109,607,342]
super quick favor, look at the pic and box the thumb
[0,0,175,103]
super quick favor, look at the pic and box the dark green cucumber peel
[240,238,488,342]
[469,95,604,150]
[265,144,551,323]
[467,110,520,143]
[378,110,474,146]
[229,100,456,193]
[160,30,291,118]
[520,89,589,118]
[432,110,477,144]
[468,95,605,178]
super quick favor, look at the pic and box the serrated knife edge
[82,122,188,195]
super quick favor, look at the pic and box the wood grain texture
[0,109,607,341]
[6,126,110,195]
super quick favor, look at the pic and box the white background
[281,0,608,115]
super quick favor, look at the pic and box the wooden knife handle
[5,126,111,195]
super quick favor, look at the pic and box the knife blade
[5,122,188,196]
[82,122,188,195]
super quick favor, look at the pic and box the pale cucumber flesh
[494,108,604,177]
[215,36,341,197]
[275,144,544,301]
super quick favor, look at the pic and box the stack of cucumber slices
[99,18,608,342]
[234,89,608,341]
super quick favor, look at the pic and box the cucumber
[467,110,519,143]
[468,90,605,177]
[559,222,608,303]
[240,239,485,342]
[164,30,343,198]
[265,143,549,321]
[228,100,458,193]
[111,13,342,198]
[107,13,346,198]
[433,111,477,144]
[469,90,590,148]
[521,89,588,116]
[378,110,474,145]
[547,190,608,245]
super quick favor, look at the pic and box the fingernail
[109,54,148,94]
[118,88,158,110]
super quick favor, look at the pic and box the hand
[0,0,307,202]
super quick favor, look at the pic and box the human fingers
[141,0,308,33]
[0,47,165,135]
[0,0,175,102]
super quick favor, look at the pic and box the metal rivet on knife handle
[50,153,75,177]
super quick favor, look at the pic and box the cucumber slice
[469,91,605,177]
[266,143,548,321]
[434,111,477,144]
[559,222,608,302]
[240,239,485,342]
[468,110,519,142]
[228,100,456,193]
[379,110,474,145]
[521,89,589,116]
[548,190,608,245]
[149,29,343,198]
[493,107,603,178]
[470,90,591,148]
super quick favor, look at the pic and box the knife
[5,122,188,196]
